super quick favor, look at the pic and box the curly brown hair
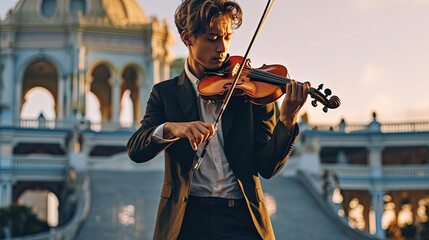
[174,0,242,40]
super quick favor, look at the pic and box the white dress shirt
[152,60,243,199]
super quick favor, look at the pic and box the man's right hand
[163,121,215,151]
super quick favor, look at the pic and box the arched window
[41,0,56,18]
[21,87,56,120]
[120,89,133,127]
[18,190,59,227]
[70,0,87,15]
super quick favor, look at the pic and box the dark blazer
[127,72,298,240]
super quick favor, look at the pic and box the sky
[1,0,429,125]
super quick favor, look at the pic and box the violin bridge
[232,63,240,77]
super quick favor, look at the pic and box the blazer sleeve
[253,102,299,179]
[127,84,174,163]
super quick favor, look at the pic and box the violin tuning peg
[317,84,324,91]
[311,99,318,107]
[323,106,328,113]
[324,88,332,97]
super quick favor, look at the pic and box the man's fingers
[184,130,198,151]
[197,122,215,141]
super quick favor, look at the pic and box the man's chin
[207,62,224,70]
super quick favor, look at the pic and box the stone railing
[380,121,429,133]
[87,121,139,132]
[321,164,429,178]
[321,165,372,177]
[382,165,429,177]
[313,121,429,133]
[11,119,76,129]
[12,174,91,240]
[1,118,139,132]
[13,155,68,168]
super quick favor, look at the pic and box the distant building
[0,0,177,235]
[287,112,429,239]
[1,1,428,240]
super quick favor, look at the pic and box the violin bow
[194,0,276,170]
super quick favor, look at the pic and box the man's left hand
[279,80,310,132]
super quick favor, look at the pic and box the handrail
[311,121,429,133]
[321,164,429,178]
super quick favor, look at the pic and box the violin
[194,0,340,171]
[198,55,341,112]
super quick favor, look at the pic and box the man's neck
[186,58,205,79]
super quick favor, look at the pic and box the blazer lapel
[175,72,200,122]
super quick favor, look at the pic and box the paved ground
[77,170,355,240]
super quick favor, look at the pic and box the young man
[127,0,310,239]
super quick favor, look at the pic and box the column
[63,74,72,120]
[370,189,385,239]
[151,57,160,84]
[109,76,121,123]
[368,144,385,238]
[57,76,65,119]
[164,58,171,80]
[139,74,150,120]
[72,72,79,118]
[0,182,13,207]
[0,49,15,125]
[369,145,383,178]
[0,144,13,207]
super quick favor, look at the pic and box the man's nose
[217,40,227,52]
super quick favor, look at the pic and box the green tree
[0,204,50,238]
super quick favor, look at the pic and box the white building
[0,0,175,235]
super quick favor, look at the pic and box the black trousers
[177,196,262,240]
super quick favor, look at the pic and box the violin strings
[247,68,291,85]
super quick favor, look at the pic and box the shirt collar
[184,59,199,93]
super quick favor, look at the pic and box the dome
[101,0,148,25]
[7,0,148,26]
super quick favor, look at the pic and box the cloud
[359,65,385,87]
[350,0,385,13]
[404,104,429,120]
[368,94,393,116]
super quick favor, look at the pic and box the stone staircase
[77,170,366,240]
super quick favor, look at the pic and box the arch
[18,189,59,227]
[119,89,133,126]
[21,87,56,120]
[118,63,146,123]
[86,91,102,131]
[86,60,116,121]
[118,62,147,87]
[20,60,59,118]
[16,54,65,119]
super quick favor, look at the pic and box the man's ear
[181,31,192,46]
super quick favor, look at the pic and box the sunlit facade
[0,0,175,238]
[289,112,429,239]
[1,0,429,240]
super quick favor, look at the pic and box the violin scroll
[309,84,341,113]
